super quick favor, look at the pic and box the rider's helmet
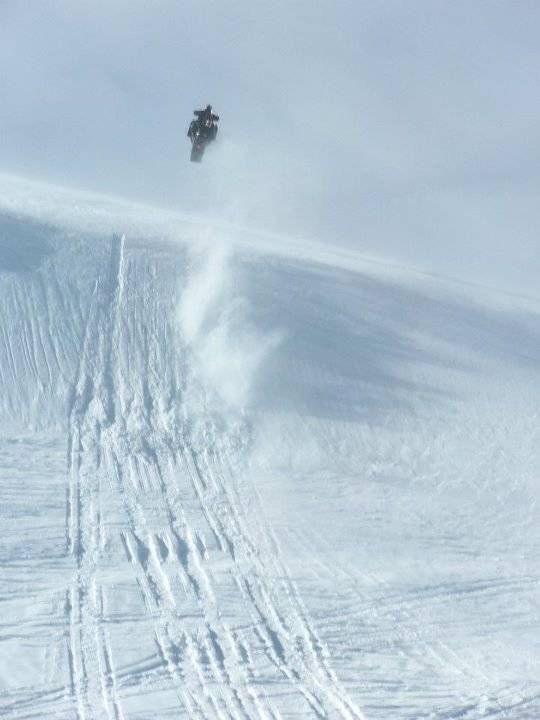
[206,104,212,112]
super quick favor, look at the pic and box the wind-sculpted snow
[0,180,539,719]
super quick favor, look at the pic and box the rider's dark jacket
[194,108,220,123]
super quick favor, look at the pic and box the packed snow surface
[0,175,539,719]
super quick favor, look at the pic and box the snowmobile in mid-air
[187,104,219,162]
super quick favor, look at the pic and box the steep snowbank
[1,176,539,719]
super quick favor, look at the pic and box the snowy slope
[0,175,539,720]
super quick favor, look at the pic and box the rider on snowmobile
[187,104,219,141]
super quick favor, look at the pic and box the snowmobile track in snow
[58,234,364,719]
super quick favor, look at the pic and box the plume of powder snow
[177,245,283,409]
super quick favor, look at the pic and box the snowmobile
[189,123,210,163]
[188,105,219,163]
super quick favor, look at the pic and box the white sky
[1,1,539,293]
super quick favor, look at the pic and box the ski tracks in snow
[61,235,363,719]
